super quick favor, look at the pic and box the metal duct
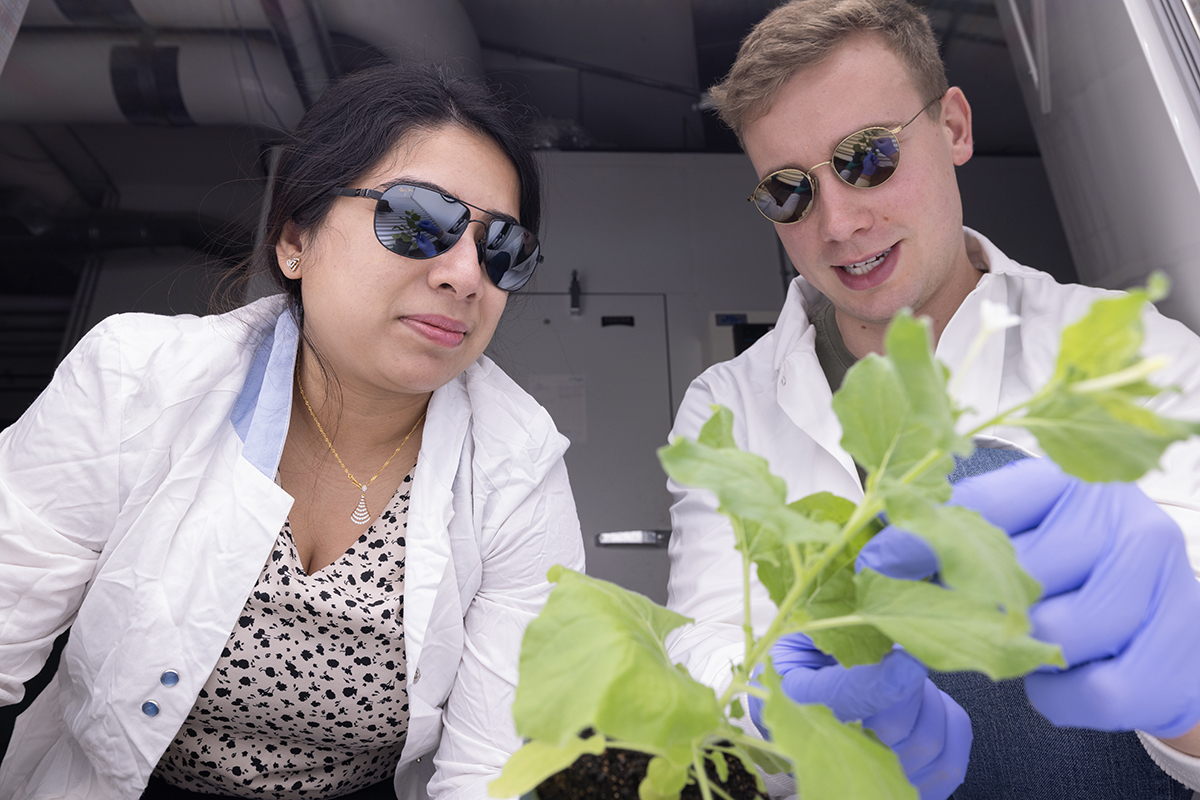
[21,0,481,74]
[2,0,483,126]
[0,30,304,127]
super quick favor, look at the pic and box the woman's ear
[941,86,974,167]
[275,221,305,281]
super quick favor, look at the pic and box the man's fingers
[780,649,926,723]
[950,458,1070,535]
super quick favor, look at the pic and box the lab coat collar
[939,228,1012,435]
[229,298,299,480]
[768,227,1016,476]
[771,279,858,483]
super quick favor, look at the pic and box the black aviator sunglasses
[748,96,942,225]
[332,184,543,291]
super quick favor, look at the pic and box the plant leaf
[709,750,730,783]
[885,310,969,457]
[1017,391,1200,482]
[833,312,968,499]
[737,739,792,776]
[1052,278,1162,384]
[488,734,607,798]
[802,567,895,666]
[854,570,1064,679]
[659,437,840,546]
[1011,274,1200,481]
[728,697,744,720]
[791,494,893,665]
[512,567,722,766]
[758,667,916,800]
[739,495,867,614]
[881,487,1040,623]
[640,756,690,800]
[696,404,737,449]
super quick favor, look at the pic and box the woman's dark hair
[257,62,542,324]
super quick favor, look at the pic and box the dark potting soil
[535,748,767,800]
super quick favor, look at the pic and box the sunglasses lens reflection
[483,221,539,291]
[374,185,468,259]
[372,184,540,291]
[832,128,899,188]
[753,169,815,224]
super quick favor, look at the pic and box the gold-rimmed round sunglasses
[748,96,942,225]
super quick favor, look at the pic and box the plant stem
[964,395,1041,439]
[799,614,870,632]
[740,522,755,667]
[897,447,945,485]
[722,731,789,759]
[1071,356,1169,394]
[720,493,884,710]
[693,746,714,800]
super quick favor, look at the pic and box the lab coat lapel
[939,273,1011,437]
[402,377,468,680]
[773,281,861,487]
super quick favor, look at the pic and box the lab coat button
[412,668,420,684]
[142,700,160,717]
[161,670,180,687]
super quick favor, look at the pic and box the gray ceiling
[468,0,1036,154]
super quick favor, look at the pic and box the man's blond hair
[710,0,949,141]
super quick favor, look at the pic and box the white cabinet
[488,292,674,603]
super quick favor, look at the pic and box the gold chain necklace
[296,371,426,525]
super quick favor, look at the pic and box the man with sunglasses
[666,1,1200,798]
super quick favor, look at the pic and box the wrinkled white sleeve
[0,321,123,706]
[428,438,585,800]
[663,376,775,693]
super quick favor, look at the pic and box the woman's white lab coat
[0,296,584,800]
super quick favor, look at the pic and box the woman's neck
[293,356,430,464]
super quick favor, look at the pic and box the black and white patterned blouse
[153,471,414,797]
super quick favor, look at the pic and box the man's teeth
[839,247,892,275]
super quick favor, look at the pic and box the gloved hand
[861,149,880,178]
[873,134,899,157]
[750,632,971,800]
[858,457,1200,739]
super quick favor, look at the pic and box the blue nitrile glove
[873,135,899,157]
[749,632,971,800]
[861,149,879,178]
[413,232,438,257]
[858,457,1200,739]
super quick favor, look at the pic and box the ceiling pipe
[3,0,483,127]
[258,0,336,107]
[21,0,481,76]
[0,30,305,127]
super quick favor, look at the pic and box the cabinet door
[487,293,674,604]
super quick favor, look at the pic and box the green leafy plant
[491,275,1199,800]
[389,209,429,248]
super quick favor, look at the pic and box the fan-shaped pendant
[351,491,371,525]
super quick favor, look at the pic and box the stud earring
[286,256,300,272]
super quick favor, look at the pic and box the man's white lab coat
[665,228,1200,786]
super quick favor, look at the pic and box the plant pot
[533,747,768,800]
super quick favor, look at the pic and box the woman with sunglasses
[0,63,583,800]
